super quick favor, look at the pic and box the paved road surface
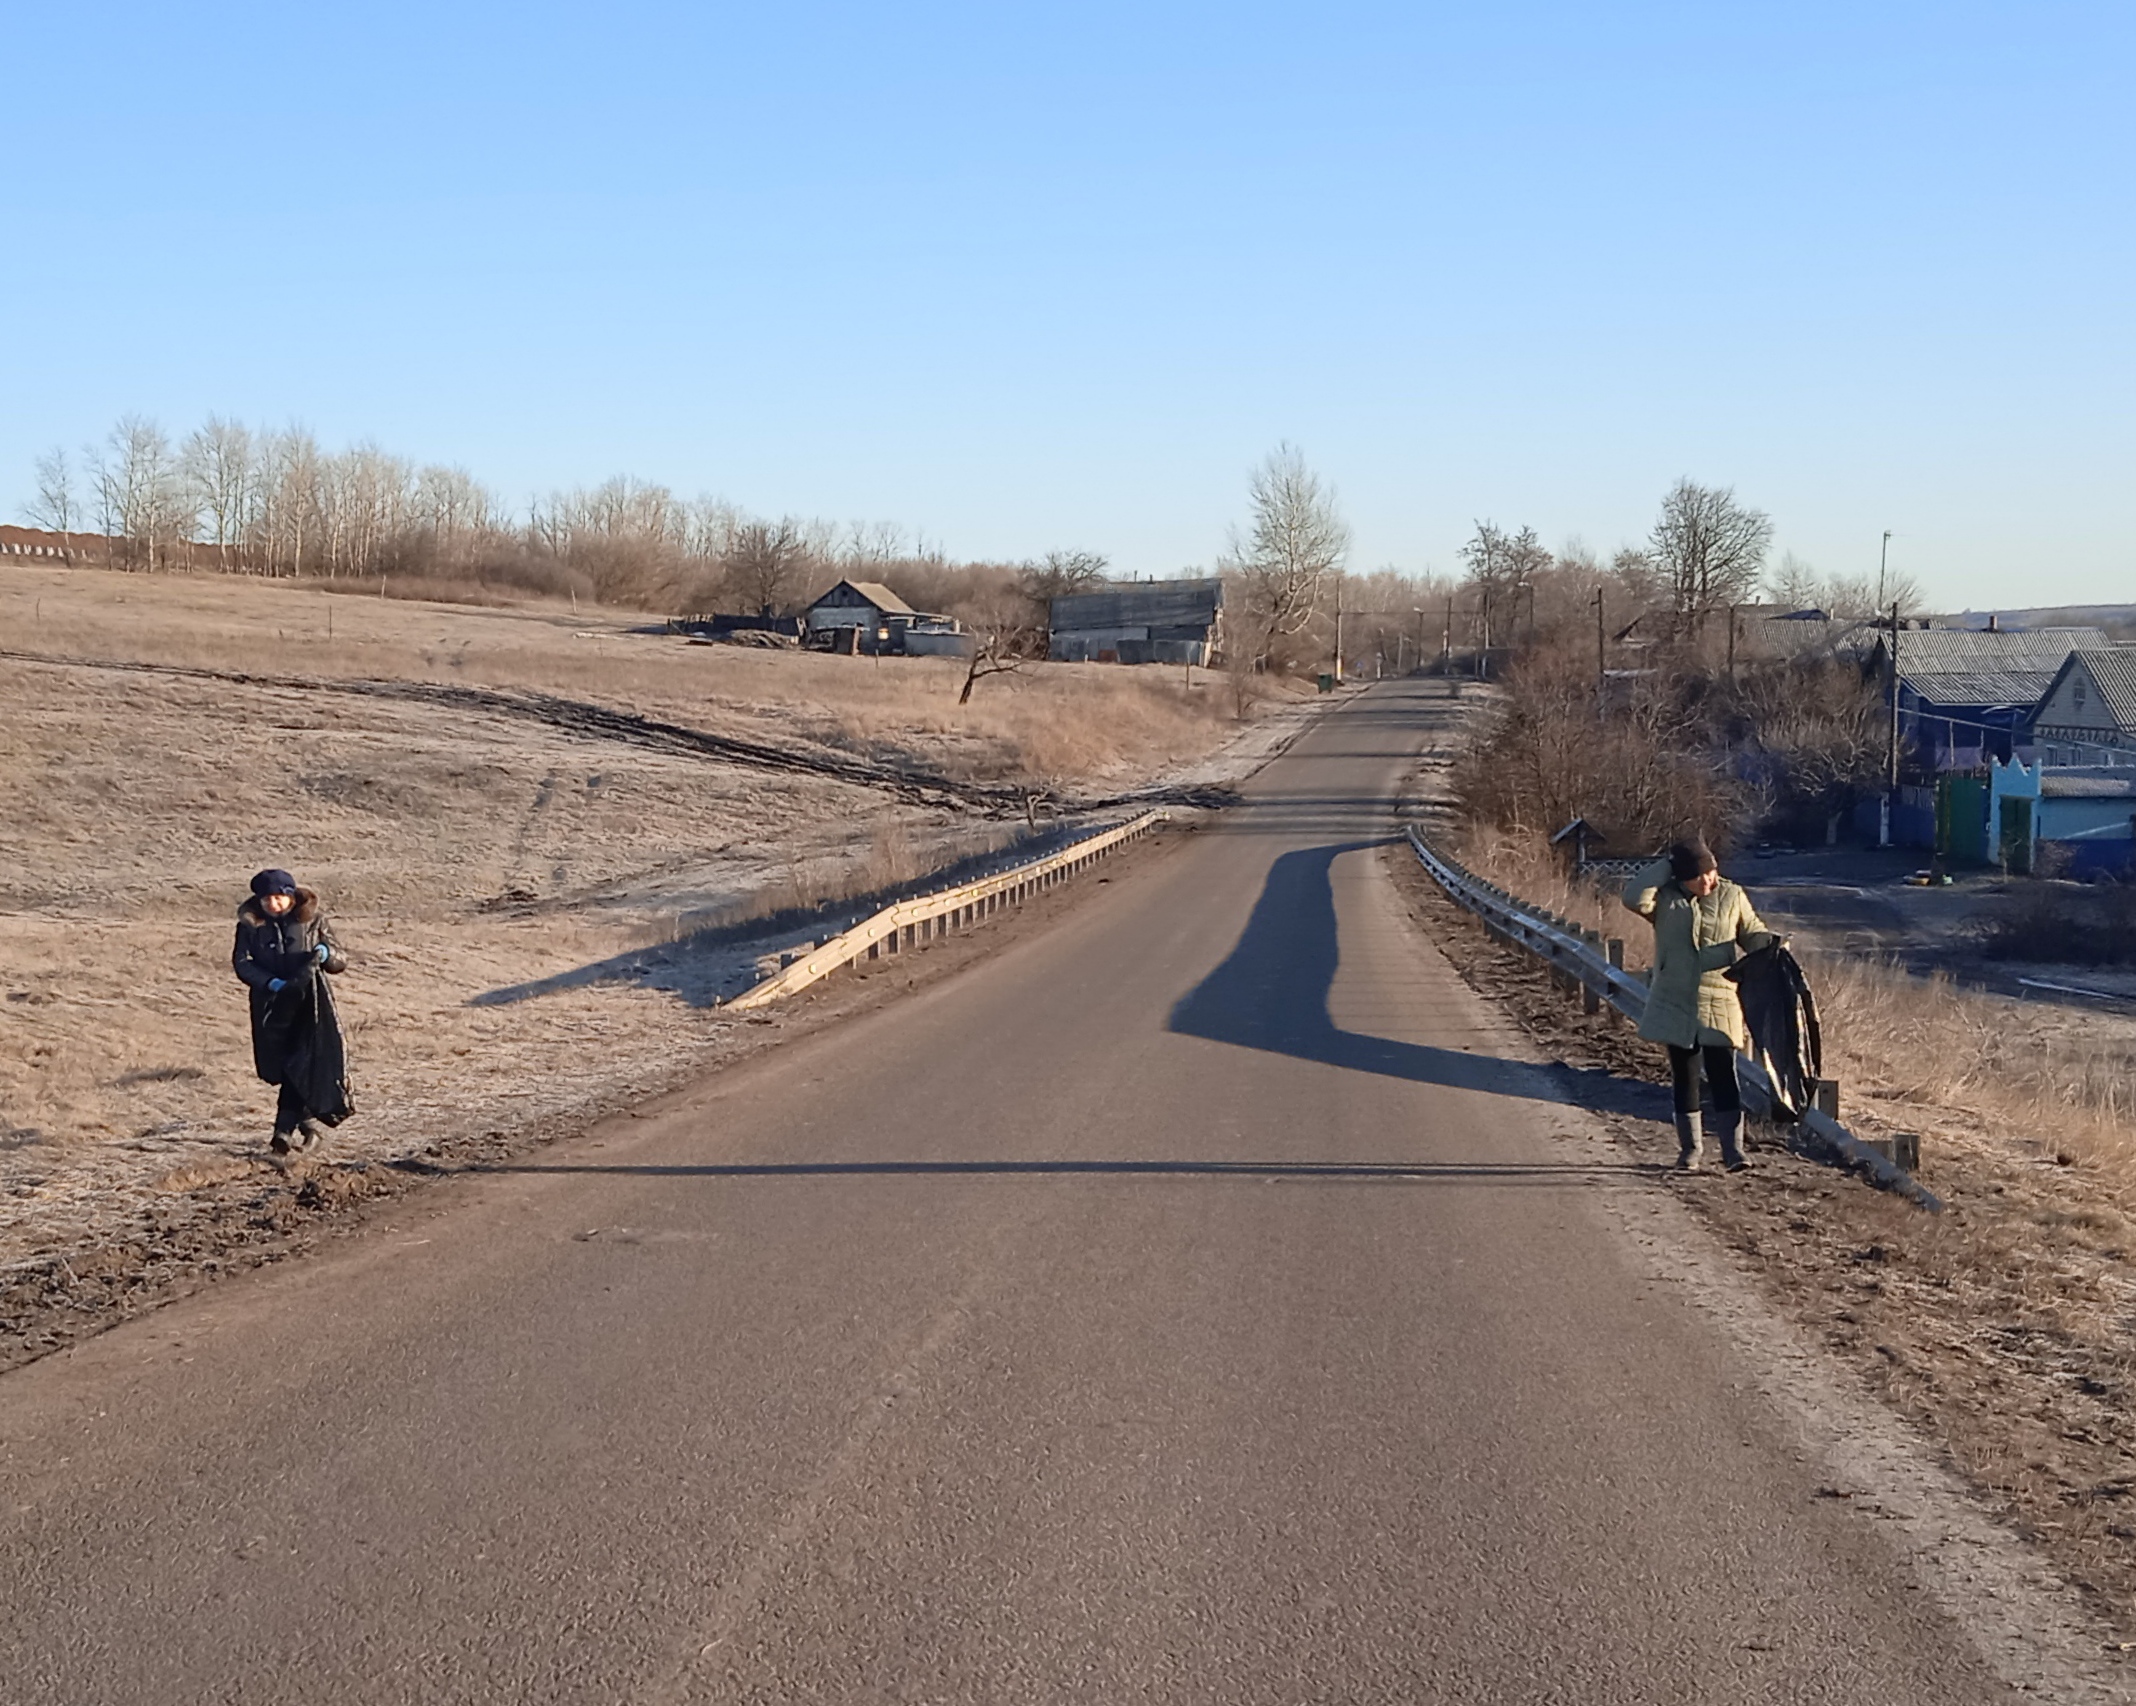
[2,681,2035,1702]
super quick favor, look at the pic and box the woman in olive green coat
[1622,837,1777,1171]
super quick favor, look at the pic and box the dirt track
[0,647,1242,815]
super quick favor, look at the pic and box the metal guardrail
[1407,827,1944,1212]
[726,812,1165,1011]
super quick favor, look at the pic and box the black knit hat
[250,868,298,898]
[1667,838,1717,882]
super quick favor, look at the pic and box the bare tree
[88,416,193,571]
[1459,521,1508,651]
[260,427,326,576]
[1767,551,1922,625]
[1462,522,1553,654]
[1018,550,1108,603]
[722,518,810,616]
[23,447,79,556]
[1649,479,1773,632]
[956,580,1044,705]
[1505,525,1552,640]
[414,464,497,571]
[840,519,907,570]
[183,416,256,572]
[1223,443,1349,667]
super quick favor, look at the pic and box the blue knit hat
[250,868,298,898]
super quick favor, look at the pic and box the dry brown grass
[1,563,1242,791]
[0,562,1297,1292]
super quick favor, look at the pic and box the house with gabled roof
[803,579,954,655]
[1867,625,2109,768]
[2028,649,2136,766]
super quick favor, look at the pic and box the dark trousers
[274,1082,313,1134]
[1667,1044,1741,1118]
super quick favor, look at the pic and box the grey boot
[1673,1110,1703,1170]
[1714,1109,1751,1172]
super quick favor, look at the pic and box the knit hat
[1666,838,1717,882]
[250,868,298,898]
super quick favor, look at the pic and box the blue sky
[4,2,2131,608]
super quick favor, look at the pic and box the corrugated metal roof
[1888,626,2108,708]
[2040,770,2136,799]
[2074,649,2136,732]
[1894,627,2108,669]
[1051,580,1222,633]
[807,579,915,616]
[1909,670,2065,708]
[844,581,914,615]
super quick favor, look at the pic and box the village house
[2028,648,2136,766]
[801,580,963,655]
[1870,624,2109,769]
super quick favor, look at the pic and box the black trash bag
[1725,942,1822,1122]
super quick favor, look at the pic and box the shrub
[1449,641,1755,855]
[1974,884,2136,965]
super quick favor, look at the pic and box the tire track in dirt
[2,648,1244,815]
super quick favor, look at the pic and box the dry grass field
[0,564,1310,1319]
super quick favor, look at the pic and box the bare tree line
[15,414,1053,616]
[1206,453,1918,684]
[21,421,1914,680]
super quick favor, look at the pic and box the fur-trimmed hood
[238,886,321,928]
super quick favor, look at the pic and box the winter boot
[1714,1109,1752,1173]
[1673,1110,1703,1170]
[270,1129,294,1156]
[295,1120,324,1151]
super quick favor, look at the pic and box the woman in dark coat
[233,868,353,1155]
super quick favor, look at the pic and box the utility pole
[1442,597,1452,674]
[1594,587,1606,697]
[1726,602,1738,683]
[1330,572,1346,682]
[1883,599,1901,846]
[1887,600,1902,791]
[1877,529,1894,611]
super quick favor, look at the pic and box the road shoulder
[1377,836,2136,1700]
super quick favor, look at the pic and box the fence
[727,811,1164,1011]
[1407,827,1943,1211]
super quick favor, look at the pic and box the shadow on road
[1167,840,1669,1125]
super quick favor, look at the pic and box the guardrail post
[1580,929,1602,1015]
[1811,1078,1840,1121]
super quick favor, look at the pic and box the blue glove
[268,977,287,994]
[313,942,333,965]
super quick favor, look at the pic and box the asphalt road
[1,680,2035,1703]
